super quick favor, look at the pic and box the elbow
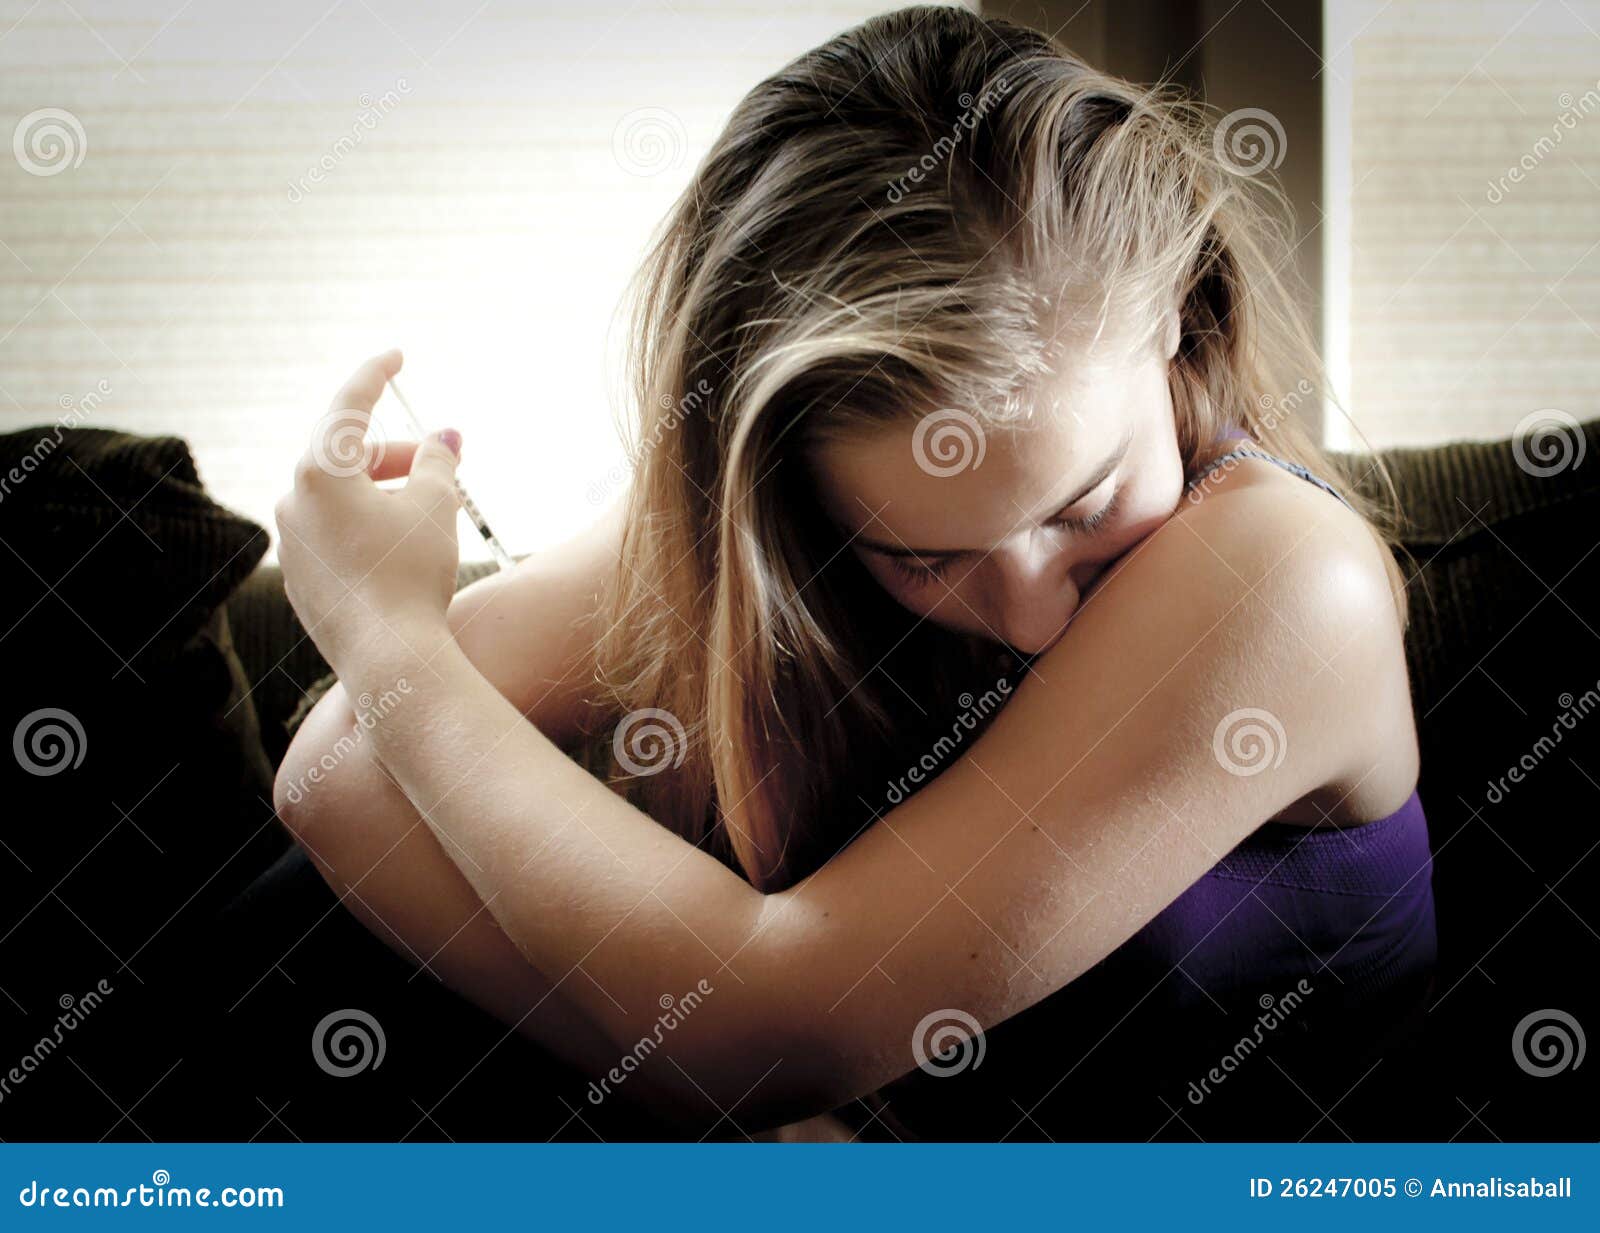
[272,712,364,850]
[271,750,308,832]
[272,739,328,846]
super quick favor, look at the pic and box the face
[810,330,1187,657]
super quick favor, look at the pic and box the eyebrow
[856,426,1135,559]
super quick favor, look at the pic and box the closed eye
[887,553,960,588]
[1051,484,1123,534]
[876,483,1124,588]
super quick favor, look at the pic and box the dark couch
[1,421,1595,1141]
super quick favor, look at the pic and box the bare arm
[272,502,678,1096]
[334,477,1405,1129]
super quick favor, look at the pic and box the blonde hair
[589,5,1409,891]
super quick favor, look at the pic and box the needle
[385,376,516,572]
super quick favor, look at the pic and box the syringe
[385,376,517,573]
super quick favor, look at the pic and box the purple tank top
[1142,423,1435,1015]
[868,423,1438,1141]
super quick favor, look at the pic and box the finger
[405,429,462,506]
[299,350,403,485]
[368,440,419,482]
[327,348,403,417]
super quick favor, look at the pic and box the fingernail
[439,428,462,458]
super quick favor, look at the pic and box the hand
[274,350,462,684]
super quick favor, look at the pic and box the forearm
[275,685,700,1114]
[350,627,802,1112]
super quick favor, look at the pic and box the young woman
[273,7,1435,1140]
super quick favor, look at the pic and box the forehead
[809,352,1147,550]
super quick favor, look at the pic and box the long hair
[587,5,1409,892]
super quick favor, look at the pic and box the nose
[990,536,1080,656]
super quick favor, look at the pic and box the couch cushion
[0,428,290,1137]
[1343,417,1599,1138]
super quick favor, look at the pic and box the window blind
[1325,0,1600,451]
[0,0,915,559]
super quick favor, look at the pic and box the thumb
[406,428,462,502]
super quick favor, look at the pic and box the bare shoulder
[1092,452,1400,643]
[1169,450,1399,618]
[443,502,625,740]
[1147,453,1418,818]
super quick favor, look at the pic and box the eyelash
[888,553,959,587]
[888,485,1124,588]
[1053,483,1123,534]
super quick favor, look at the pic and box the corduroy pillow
[0,427,290,1138]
